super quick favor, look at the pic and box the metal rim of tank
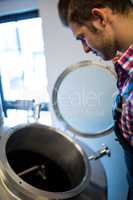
[52,60,117,138]
[0,123,90,200]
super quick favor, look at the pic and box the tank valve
[88,144,111,160]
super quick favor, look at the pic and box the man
[57,0,133,199]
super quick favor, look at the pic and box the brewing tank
[0,123,107,200]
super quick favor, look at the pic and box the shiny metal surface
[88,144,111,160]
[71,139,107,200]
[0,126,107,200]
[0,123,90,200]
[52,60,117,137]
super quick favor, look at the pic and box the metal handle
[18,164,46,180]
[88,144,111,161]
[33,103,41,121]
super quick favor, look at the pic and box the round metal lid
[52,60,118,138]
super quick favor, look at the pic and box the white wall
[0,0,37,16]
[38,0,102,126]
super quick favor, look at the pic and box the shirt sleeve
[117,45,133,75]
[121,93,133,145]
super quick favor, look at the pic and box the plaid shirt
[114,44,133,146]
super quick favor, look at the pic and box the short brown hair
[58,0,132,26]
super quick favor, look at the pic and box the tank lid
[52,60,118,138]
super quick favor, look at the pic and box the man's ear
[91,8,108,30]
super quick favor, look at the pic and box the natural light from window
[0,17,49,103]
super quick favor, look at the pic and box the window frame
[0,10,49,117]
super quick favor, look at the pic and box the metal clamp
[88,144,111,160]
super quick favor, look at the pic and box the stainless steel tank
[0,123,107,200]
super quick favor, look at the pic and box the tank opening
[7,150,72,192]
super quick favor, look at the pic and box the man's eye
[81,38,88,46]
[80,37,86,43]
[77,35,88,46]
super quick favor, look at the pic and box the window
[0,11,50,124]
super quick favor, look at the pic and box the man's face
[69,22,117,60]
